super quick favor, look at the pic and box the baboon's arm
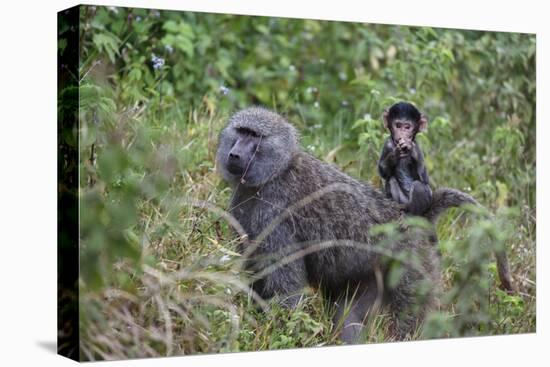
[247,219,308,307]
[411,141,430,185]
[378,138,399,179]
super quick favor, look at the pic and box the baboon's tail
[425,187,517,293]
[425,187,478,223]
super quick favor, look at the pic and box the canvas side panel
[57,5,80,362]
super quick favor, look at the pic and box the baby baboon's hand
[397,139,412,157]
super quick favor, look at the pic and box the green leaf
[387,262,405,288]
[128,67,142,81]
[92,32,121,63]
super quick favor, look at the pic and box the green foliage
[424,207,521,338]
[64,5,536,360]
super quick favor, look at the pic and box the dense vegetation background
[61,5,535,360]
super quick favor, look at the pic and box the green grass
[78,106,535,360]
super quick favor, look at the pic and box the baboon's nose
[227,152,245,175]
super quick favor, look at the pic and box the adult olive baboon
[216,107,486,343]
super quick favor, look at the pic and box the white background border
[0,1,545,366]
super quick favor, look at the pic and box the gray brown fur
[216,107,510,343]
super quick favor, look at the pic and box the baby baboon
[378,102,515,293]
[378,102,432,215]
[216,107,496,343]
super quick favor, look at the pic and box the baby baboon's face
[390,119,415,146]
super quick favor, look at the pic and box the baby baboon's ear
[382,110,390,129]
[418,114,428,132]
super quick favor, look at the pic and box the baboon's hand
[397,139,412,157]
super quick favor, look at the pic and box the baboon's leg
[406,181,433,215]
[387,271,433,340]
[388,294,418,339]
[255,261,307,308]
[389,177,409,204]
[333,280,382,344]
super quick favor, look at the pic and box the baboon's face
[217,108,298,187]
[390,119,416,145]
[217,124,267,187]
[225,127,262,176]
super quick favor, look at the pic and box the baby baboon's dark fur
[216,107,506,343]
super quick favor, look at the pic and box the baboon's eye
[236,127,260,137]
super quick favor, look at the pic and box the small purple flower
[165,44,174,54]
[151,54,165,70]
[219,85,230,95]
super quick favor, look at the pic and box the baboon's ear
[383,110,390,129]
[418,114,428,132]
